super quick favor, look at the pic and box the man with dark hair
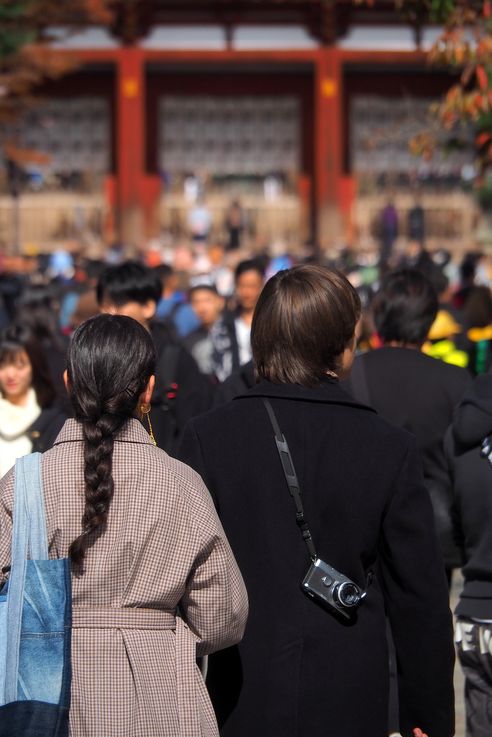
[346,269,471,582]
[97,261,213,453]
[184,284,225,377]
[210,259,265,381]
[97,261,162,322]
[346,268,469,734]
[372,268,438,346]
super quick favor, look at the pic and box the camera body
[301,557,365,620]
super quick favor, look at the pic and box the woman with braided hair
[0,313,248,737]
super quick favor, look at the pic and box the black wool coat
[149,321,215,453]
[178,379,455,737]
[345,347,471,567]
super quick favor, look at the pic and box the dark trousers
[456,618,492,737]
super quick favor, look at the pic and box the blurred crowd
[2,234,492,381]
[1,233,492,486]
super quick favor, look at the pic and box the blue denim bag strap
[4,453,46,704]
[21,454,48,561]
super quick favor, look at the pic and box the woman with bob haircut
[0,313,248,737]
[179,264,455,737]
[0,324,66,477]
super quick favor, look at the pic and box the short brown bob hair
[252,264,360,386]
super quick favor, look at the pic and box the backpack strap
[3,453,47,704]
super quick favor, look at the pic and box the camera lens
[335,582,361,608]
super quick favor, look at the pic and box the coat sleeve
[177,467,248,657]
[443,425,465,556]
[0,468,15,588]
[378,438,455,737]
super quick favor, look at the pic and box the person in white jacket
[0,324,65,476]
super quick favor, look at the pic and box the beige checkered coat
[0,419,248,737]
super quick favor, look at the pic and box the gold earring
[140,403,157,446]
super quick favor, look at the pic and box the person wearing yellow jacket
[423,309,468,369]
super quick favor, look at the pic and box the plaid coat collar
[53,418,155,446]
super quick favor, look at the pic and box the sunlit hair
[252,264,360,386]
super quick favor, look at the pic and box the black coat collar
[235,377,376,413]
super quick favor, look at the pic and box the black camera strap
[262,398,317,561]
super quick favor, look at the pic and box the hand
[413,729,428,737]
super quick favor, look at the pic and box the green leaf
[430,0,456,23]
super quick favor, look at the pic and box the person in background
[398,239,437,283]
[445,373,492,737]
[179,265,454,737]
[0,324,66,478]
[224,199,245,252]
[423,311,468,369]
[210,259,265,381]
[432,267,464,327]
[154,264,200,338]
[14,284,70,402]
[379,200,398,269]
[0,314,248,737]
[453,252,487,311]
[408,196,425,244]
[208,244,235,298]
[184,284,225,378]
[212,360,255,408]
[0,261,24,325]
[463,286,492,375]
[97,261,214,454]
[66,259,106,331]
[188,195,212,244]
[345,269,471,585]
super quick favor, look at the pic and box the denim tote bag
[0,453,71,737]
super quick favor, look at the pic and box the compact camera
[301,558,365,620]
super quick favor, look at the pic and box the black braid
[68,415,124,570]
[66,314,156,574]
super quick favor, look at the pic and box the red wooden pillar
[315,48,343,247]
[116,47,146,247]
